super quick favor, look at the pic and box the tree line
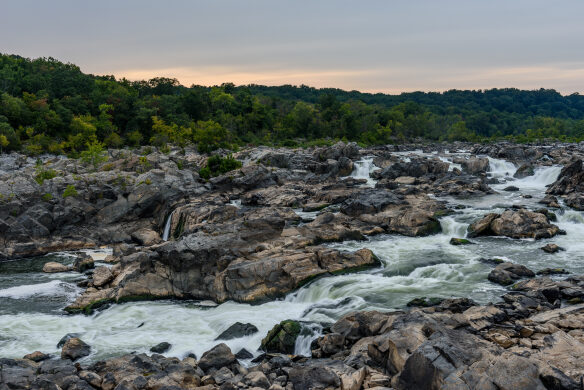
[1,53,584,156]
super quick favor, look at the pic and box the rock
[130,228,162,246]
[468,209,560,239]
[23,351,50,362]
[407,297,444,307]
[215,322,259,340]
[72,254,94,272]
[260,320,301,354]
[92,266,114,287]
[61,337,91,361]
[235,348,253,360]
[198,343,236,372]
[449,237,474,245]
[488,262,535,286]
[245,371,271,389]
[461,157,490,174]
[504,185,520,191]
[547,159,584,197]
[340,189,405,217]
[316,333,345,356]
[57,333,81,348]
[514,164,535,178]
[78,371,102,388]
[541,243,565,253]
[537,268,569,275]
[150,342,171,353]
[42,261,70,273]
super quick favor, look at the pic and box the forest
[1,53,584,156]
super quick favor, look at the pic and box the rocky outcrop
[61,337,91,361]
[468,209,561,239]
[8,273,584,390]
[488,262,535,285]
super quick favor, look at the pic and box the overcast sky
[1,0,583,94]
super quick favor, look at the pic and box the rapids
[1,159,582,364]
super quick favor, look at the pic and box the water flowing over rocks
[6,141,584,389]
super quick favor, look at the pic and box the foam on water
[0,280,81,300]
[487,157,517,179]
[349,157,377,187]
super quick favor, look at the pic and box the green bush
[41,193,53,201]
[199,155,242,180]
[62,184,78,198]
[34,164,58,185]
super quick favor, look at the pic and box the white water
[162,210,175,241]
[487,157,517,179]
[0,280,81,300]
[349,157,377,187]
[2,156,584,363]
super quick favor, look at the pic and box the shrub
[34,164,58,185]
[41,193,53,201]
[80,140,108,169]
[199,155,242,180]
[62,185,78,198]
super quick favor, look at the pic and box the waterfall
[294,323,323,356]
[350,157,377,187]
[487,157,517,179]
[513,165,562,190]
[439,216,469,238]
[162,210,175,241]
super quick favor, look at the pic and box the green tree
[80,140,108,169]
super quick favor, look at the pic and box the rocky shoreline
[2,141,584,389]
[3,274,584,389]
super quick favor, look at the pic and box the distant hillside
[1,53,583,155]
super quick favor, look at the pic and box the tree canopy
[1,53,584,155]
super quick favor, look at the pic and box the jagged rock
[460,157,489,174]
[92,266,113,287]
[150,342,171,353]
[541,243,564,253]
[537,268,569,275]
[514,164,535,178]
[198,343,236,371]
[407,297,444,307]
[449,237,473,245]
[61,337,91,361]
[72,254,94,272]
[23,351,50,362]
[488,262,535,286]
[235,348,253,360]
[42,261,70,273]
[468,209,560,239]
[130,228,162,246]
[340,189,405,216]
[260,320,301,354]
[215,322,259,340]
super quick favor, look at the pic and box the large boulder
[547,159,584,196]
[61,337,91,361]
[215,322,259,340]
[42,262,70,273]
[488,262,535,286]
[198,343,236,372]
[468,209,560,239]
[260,320,302,354]
[340,189,405,216]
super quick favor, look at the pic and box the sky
[1,0,583,94]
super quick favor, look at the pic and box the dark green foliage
[1,53,584,157]
[199,155,242,179]
[62,184,78,198]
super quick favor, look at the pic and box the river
[1,154,582,363]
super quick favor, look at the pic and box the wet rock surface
[5,142,584,389]
[5,273,584,389]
